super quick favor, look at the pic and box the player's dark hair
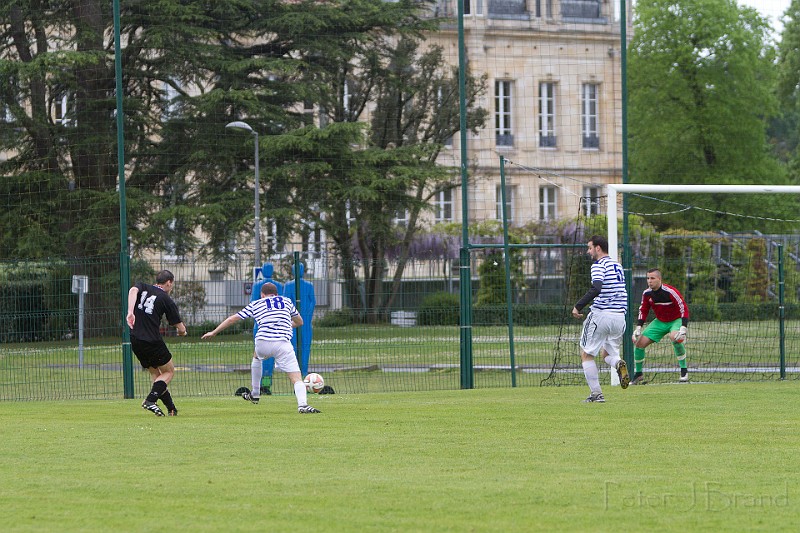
[588,235,608,253]
[646,268,662,277]
[155,270,174,285]
[261,282,278,296]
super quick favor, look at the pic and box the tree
[1,0,488,325]
[0,0,375,333]
[731,238,770,303]
[775,0,800,179]
[0,1,119,259]
[628,0,799,231]
[0,0,361,263]
[263,16,488,322]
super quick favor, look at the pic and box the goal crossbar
[606,184,800,260]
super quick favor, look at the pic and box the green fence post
[457,0,473,389]
[778,244,786,379]
[620,0,634,373]
[114,0,134,399]
[459,247,474,389]
[293,251,303,367]
[499,156,517,387]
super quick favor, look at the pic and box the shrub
[473,304,568,326]
[315,307,355,328]
[418,292,460,326]
[188,319,247,337]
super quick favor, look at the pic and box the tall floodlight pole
[225,121,262,270]
[456,0,474,389]
[113,0,134,398]
[620,0,633,372]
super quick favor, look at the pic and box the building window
[1,104,13,123]
[164,219,179,260]
[495,80,513,147]
[343,79,350,114]
[345,200,357,228]
[488,0,527,16]
[538,82,556,148]
[463,0,483,15]
[163,81,180,120]
[264,220,284,256]
[318,106,329,128]
[393,207,409,227]
[582,186,601,217]
[534,0,553,17]
[495,184,515,223]
[562,0,601,20]
[302,100,315,126]
[582,83,600,149]
[539,186,557,221]
[54,93,73,126]
[435,189,454,222]
[302,218,323,260]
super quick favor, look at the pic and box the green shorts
[643,318,682,343]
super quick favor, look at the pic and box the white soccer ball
[303,372,325,394]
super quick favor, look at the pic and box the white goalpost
[606,184,800,261]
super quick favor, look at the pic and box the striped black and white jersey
[237,295,299,342]
[590,256,627,313]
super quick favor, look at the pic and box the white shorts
[580,310,626,358]
[254,339,301,374]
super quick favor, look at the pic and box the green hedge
[473,304,570,326]
[690,303,800,322]
[418,292,460,326]
[0,262,75,343]
[314,307,355,328]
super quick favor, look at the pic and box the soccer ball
[303,373,325,394]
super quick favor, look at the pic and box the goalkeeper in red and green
[631,268,690,384]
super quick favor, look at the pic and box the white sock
[294,380,308,407]
[604,355,621,369]
[251,358,262,398]
[582,360,602,394]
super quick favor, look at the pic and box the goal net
[606,184,800,384]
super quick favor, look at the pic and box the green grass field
[1,382,797,532]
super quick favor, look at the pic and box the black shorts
[131,338,173,369]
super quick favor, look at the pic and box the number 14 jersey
[131,282,183,343]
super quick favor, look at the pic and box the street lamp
[225,120,261,269]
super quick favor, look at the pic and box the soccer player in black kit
[126,270,187,416]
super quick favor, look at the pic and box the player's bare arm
[201,314,242,339]
[125,286,139,328]
[292,315,304,328]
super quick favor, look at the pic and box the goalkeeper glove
[632,326,642,342]
[674,326,687,343]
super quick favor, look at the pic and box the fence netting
[2,1,798,400]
